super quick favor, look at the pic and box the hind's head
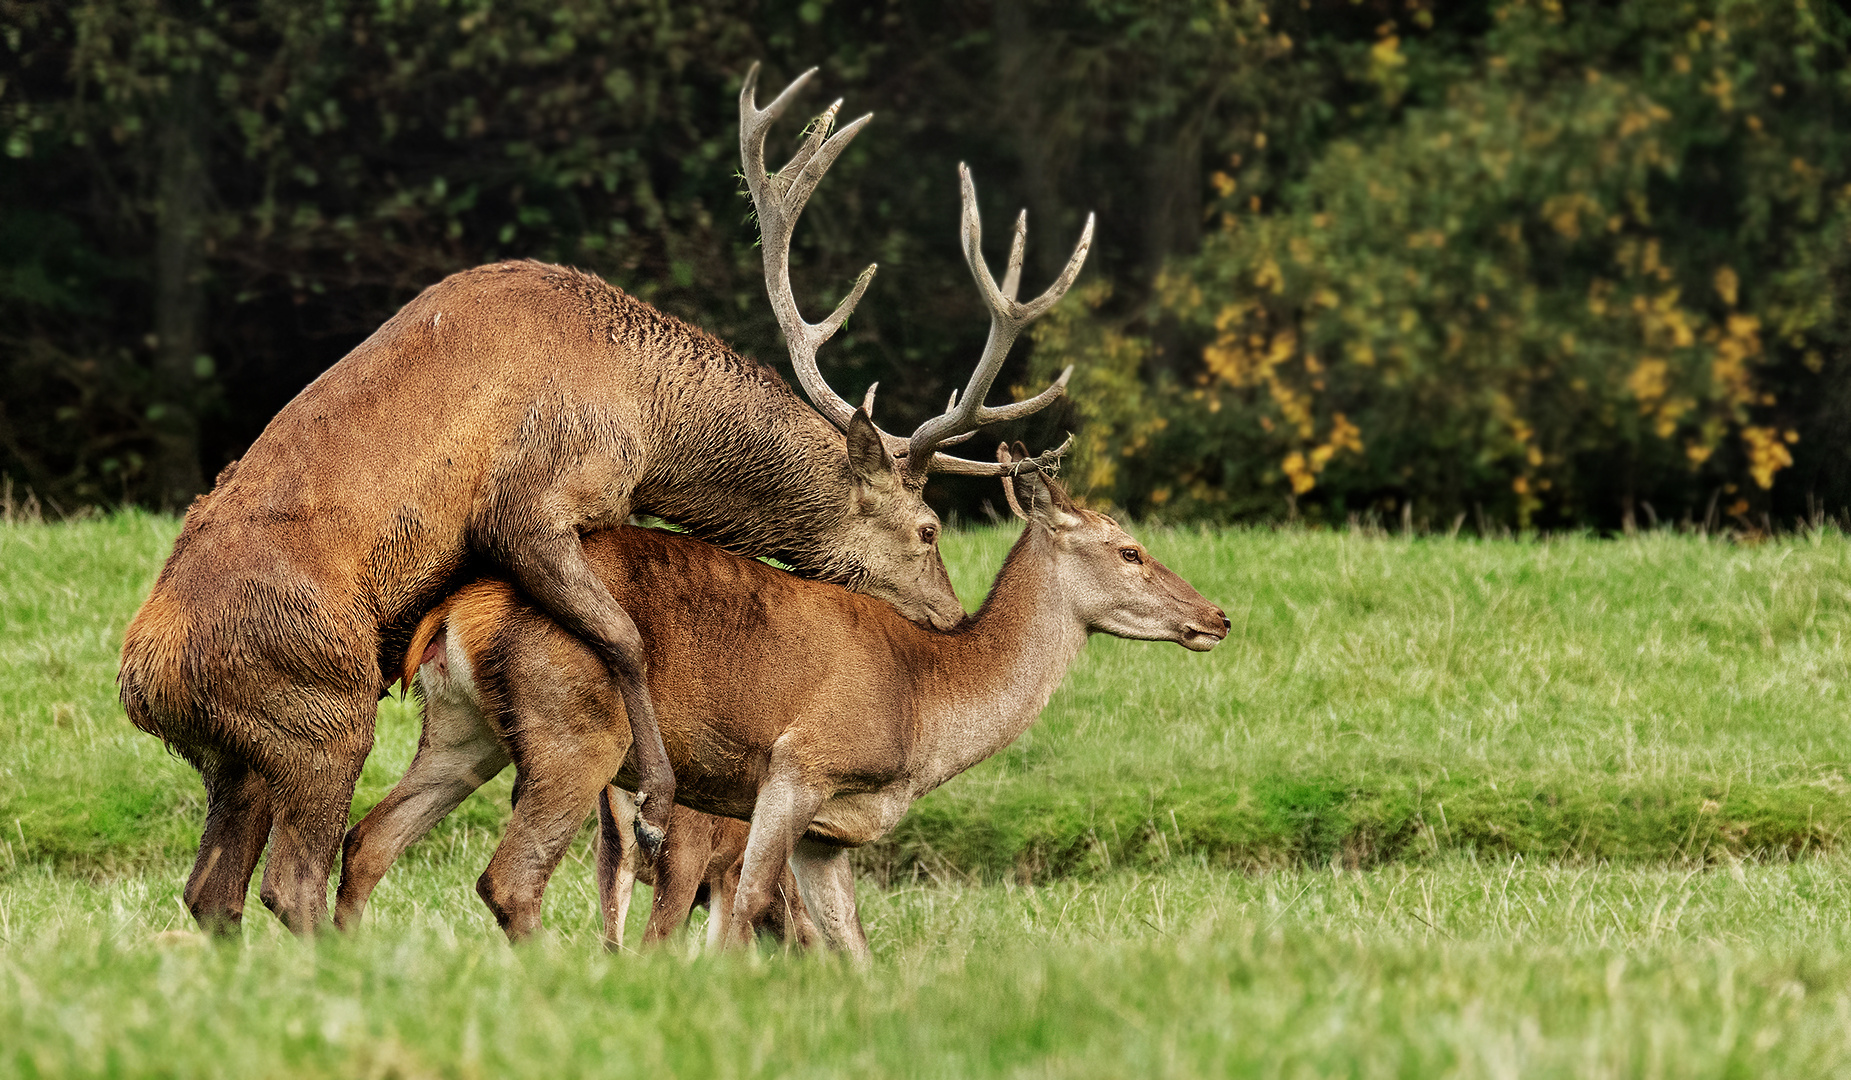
[998,443,1228,651]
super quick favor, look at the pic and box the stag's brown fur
[337,459,1227,954]
[120,260,962,935]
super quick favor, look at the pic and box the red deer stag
[338,448,1227,951]
[119,62,1089,937]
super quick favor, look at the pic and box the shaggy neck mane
[606,290,855,580]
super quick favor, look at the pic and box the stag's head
[1000,445,1228,652]
[739,63,1094,632]
[805,408,958,629]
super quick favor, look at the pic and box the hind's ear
[997,443,1029,520]
[1005,440,1076,522]
[846,408,898,491]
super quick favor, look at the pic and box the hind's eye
[1120,547,1142,565]
[919,525,938,545]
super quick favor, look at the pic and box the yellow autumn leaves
[1282,413,1364,495]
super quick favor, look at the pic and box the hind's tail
[401,599,453,695]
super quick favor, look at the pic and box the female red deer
[338,449,1227,955]
[119,64,1089,936]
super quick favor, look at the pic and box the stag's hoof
[632,817,668,864]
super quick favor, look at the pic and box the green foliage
[12,0,1847,524]
[0,0,1259,514]
[1039,0,1851,527]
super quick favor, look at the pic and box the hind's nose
[1214,607,1230,632]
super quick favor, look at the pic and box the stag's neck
[907,527,1090,792]
[636,359,850,571]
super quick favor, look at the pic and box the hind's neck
[904,527,1090,791]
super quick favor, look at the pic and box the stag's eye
[1120,547,1142,565]
[919,525,939,545]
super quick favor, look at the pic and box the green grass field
[5,515,1851,1076]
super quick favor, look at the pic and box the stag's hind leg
[182,750,274,936]
[254,696,376,935]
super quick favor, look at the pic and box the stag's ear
[846,408,898,490]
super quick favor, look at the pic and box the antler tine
[1001,211,1026,301]
[904,163,1094,477]
[738,62,883,433]
[925,432,1074,477]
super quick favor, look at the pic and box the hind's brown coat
[119,260,960,934]
[337,457,1228,952]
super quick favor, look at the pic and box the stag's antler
[902,165,1092,478]
[739,64,1091,479]
[738,63,876,433]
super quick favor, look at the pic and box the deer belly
[806,789,911,847]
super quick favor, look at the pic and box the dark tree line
[4,0,1848,528]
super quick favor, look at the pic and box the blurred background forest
[2,0,1847,530]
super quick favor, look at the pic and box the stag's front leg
[789,837,869,963]
[478,517,676,862]
[727,768,825,949]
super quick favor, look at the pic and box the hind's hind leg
[477,715,631,942]
[183,752,274,936]
[336,696,509,930]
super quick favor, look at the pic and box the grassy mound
[3,516,1850,882]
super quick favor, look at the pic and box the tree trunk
[150,63,209,507]
[1142,109,1206,281]
[994,0,1074,286]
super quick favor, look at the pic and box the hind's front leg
[727,765,825,949]
[789,837,869,963]
[595,786,641,950]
